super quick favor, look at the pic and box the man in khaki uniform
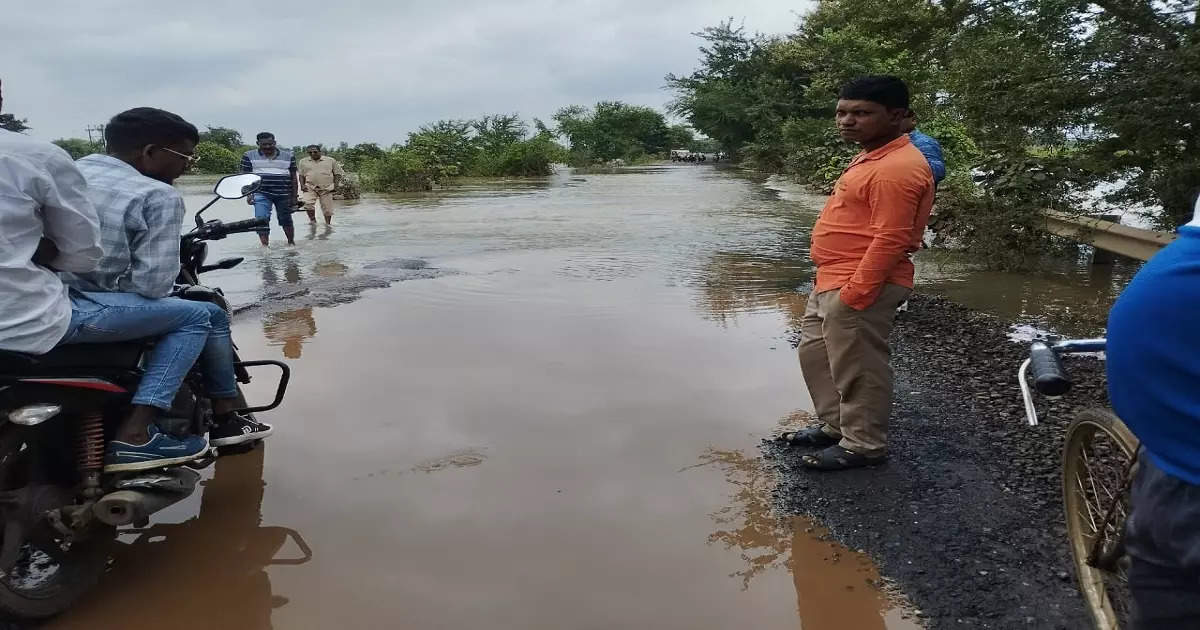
[297,145,344,225]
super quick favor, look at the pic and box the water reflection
[689,448,916,630]
[51,449,313,630]
[263,308,317,359]
[306,223,332,241]
[914,251,1139,335]
[260,255,303,287]
[695,252,810,329]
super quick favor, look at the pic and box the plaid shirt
[62,154,185,298]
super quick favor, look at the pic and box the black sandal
[800,445,886,470]
[779,425,841,447]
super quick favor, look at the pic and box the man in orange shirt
[784,76,935,470]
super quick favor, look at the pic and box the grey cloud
[5,0,805,144]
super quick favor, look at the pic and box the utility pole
[85,124,106,149]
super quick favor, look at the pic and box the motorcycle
[0,173,290,621]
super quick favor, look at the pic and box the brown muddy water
[48,165,1127,629]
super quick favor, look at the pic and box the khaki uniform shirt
[298,156,345,191]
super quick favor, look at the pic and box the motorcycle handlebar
[219,218,269,234]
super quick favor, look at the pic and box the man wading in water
[782,76,935,470]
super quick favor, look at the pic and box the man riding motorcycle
[0,79,104,355]
[59,107,272,472]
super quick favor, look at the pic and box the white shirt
[0,129,102,354]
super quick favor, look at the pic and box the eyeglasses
[160,146,198,165]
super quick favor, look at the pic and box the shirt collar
[850,135,912,166]
[83,153,141,174]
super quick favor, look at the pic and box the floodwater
[48,164,1127,630]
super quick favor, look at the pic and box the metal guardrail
[1041,210,1176,262]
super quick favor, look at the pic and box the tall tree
[0,113,30,133]
[199,126,244,151]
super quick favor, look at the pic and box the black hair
[306,144,321,150]
[104,107,199,154]
[839,76,910,110]
[256,132,275,141]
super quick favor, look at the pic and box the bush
[52,138,105,160]
[359,149,449,192]
[194,141,240,175]
[474,135,567,176]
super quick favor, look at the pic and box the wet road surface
[43,164,1129,629]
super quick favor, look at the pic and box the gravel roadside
[765,293,1111,629]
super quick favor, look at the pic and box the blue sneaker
[104,424,210,473]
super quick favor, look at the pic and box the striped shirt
[62,154,186,299]
[241,148,296,198]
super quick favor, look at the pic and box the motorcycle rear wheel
[0,423,112,621]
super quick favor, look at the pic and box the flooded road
[46,164,1127,629]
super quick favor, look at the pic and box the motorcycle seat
[0,342,148,373]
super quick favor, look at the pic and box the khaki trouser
[302,187,336,219]
[797,284,911,456]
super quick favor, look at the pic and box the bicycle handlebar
[1018,337,1107,427]
[1030,342,1071,397]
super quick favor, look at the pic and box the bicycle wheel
[1062,408,1139,630]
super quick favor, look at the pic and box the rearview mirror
[214,174,262,200]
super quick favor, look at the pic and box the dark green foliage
[52,138,104,160]
[0,113,30,133]
[553,101,671,165]
[668,2,1200,268]
[198,126,243,151]
[193,141,241,174]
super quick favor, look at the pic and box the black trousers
[1127,452,1200,630]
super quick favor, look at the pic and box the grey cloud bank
[4,1,806,145]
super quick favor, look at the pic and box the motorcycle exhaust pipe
[93,490,190,526]
[92,468,201,526]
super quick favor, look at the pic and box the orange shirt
[810,135,935,310]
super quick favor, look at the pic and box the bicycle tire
[1061,408,1139,630]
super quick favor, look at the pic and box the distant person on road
[298,144,344,226]
[241,132,297,246]
[783,76,935,470]
[901,112,945,186]
[1105,191,1200,629]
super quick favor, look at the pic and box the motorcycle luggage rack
[233,360,290,413]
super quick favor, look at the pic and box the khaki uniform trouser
[797,283,911,456]
[302,187,336,218]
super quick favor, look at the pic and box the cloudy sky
[4,1,808,147]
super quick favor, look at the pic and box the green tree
[199,126,243,151]
[0,113,30,133]
[553,102,670,164]
[333,142,386,171]
[194,141,241,174]
[406,120,475,174]
[666,125,694,150]
[669,0,1200,267]
[52,138,104,160]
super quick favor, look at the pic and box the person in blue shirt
[901,112,945,186]
[1106,190,1200,628]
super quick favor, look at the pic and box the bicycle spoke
[1076,472,1099,533]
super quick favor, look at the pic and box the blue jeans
[253,193,294,234]
[62,291,238,409]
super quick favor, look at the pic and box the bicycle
[1018,338,1139,630]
